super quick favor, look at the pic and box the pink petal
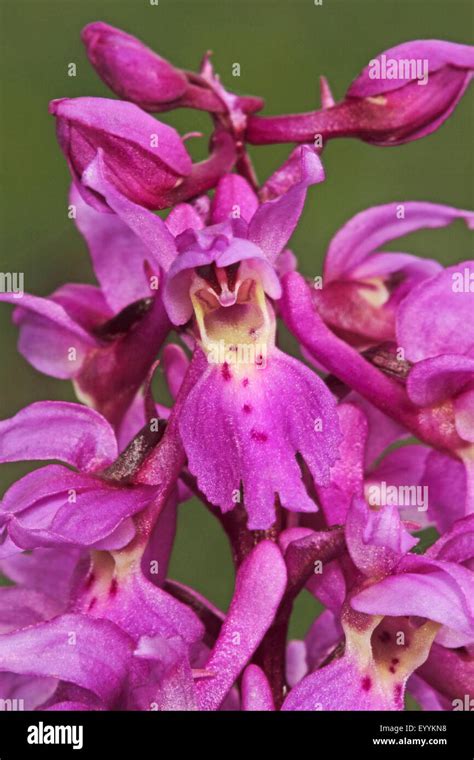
[196,541,287,710]
[71,184,155,312]
[0,614,134,704]
[346,496,418,577]
[406,355,474,406]
[248,147,324,262]
[211,174,259,224]
[180,348,341,529]
[241,664,275,710]
[0,401,117,471]
[316,403,367,526]
[82,151,178,271]
[324,203,474,282]
[397,262,474,362]
[0,292,97,379]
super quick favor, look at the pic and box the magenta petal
[406,355,474,406]
[0,401,117,471]
[324,203,474,282]
[1,464,156,550]
[346,496,418,577]
[280,272,418,430]
[82,151,178,270]
[241,664,275,711]
[316,403,367,526]
[397,262,474,362]
[423,452,468,532]
[345,41,474,146]
[131,635,197,711]
[180,348,341,529]
[429,514,474,564]
[84,568,204,645]
[304,609,343,672]
[46,700,102,711]
[346,392,409,467]
[0,614,133,704]
[0,587,62,633]
[0,291,97,379]
[166,203,204,236]
[368,444,429,489]
[307,559,346,614]
[367,444,432,525]
[196,541,287,710]
[211,174,259,224]
[0,672,58,710]
[141,494,178,587]
[70,184,154,312]
[0,547,84,608]
[407,673,450,711]
[352,560,474,638]
[248,147,324,262]
[285,640,308,688]
[282,652,393,711]
[351,251,441,283]
[162,344,190,400]
[416,642,474,706]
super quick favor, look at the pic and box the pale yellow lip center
[190,263,275,362]
[358,276,390,308]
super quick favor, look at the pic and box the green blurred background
[0,0,473,640]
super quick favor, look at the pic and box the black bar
[0,710,472,757]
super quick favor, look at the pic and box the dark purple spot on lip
[242,378,249,387]
[109,578,118,597]
[361,676,372,692]
[389,665,396,674]
[242,404,252,414]
[391,658,399,665]
[222,363,232,382]
[379,630,391,643]
[251,429,268,443]
[394,683,403,703]
[87,597,97,612]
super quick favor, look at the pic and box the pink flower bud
[82,22,188,109]
[49,96,192,209]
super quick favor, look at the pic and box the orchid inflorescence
[0,22,473,713]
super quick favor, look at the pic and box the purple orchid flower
[0,401,158,555]
[315,202,473,349]
[80,146,341,529]
[280,263,474,481]
[282,497,474,711]
[0,185,172,428]
[0,538,286,711]
[278,406,474,711]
